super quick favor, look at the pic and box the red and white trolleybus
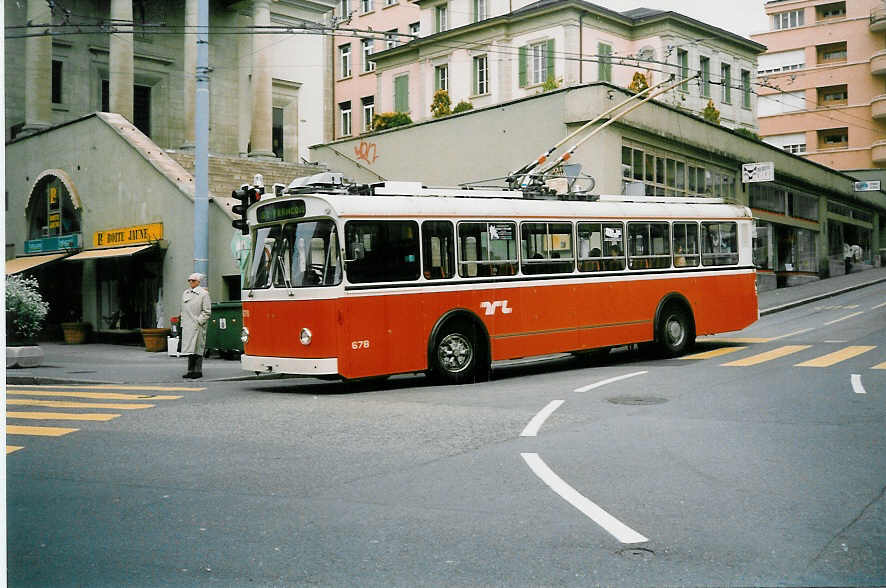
[236,176,758,384]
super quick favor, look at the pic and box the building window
[339,101,352,136]
[818,127,848,148]
[599,42,612,83]
[52,60,63,104]
[817,42,847,64]
[699,56,710,97]
[818,84,848,106]
[757,49,805,74]
[473,55,489,95]
[385,0,397,5]
[339,0,350,17]
[362,39,375,73]
[677,49,688,91]
[816,2,845,21]
[362,96,375,132]
[361,0,373,12]
[772,9,804,30]
[385,29,398,50]
[720,63,731,103]
[435,64,448,91]
[621,143,735,199]
[741,69,751,109]
[339,44,352,78]
[474,0,487,22]
[27,174,82,241]
[394,75,409,112]
[520,40,554,87]
[435,5,448,32]
[409,22,420,36]
[272,107,284,158]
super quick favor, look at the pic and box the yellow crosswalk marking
[7,411,121,422]
[7,384,203,392]
[699,337,772,344]
[7,399,154,410]
[722,345,812,367]
[681,346,747,360]
[7,390,181,401]
[6,425,78,437]
[873,361,886,370]
[7,446,24,454]
[795,346,876,368]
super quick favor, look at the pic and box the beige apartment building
[752,0,886,266]
[332,0,420,138]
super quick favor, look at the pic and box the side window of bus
[344,220,420,283]
[628,222,671,269]
[672,222,700,267]
[247,226,280,289]
[458,222,518,278]
[520,222,574,275]
[702,222,739,266]
[577,222,625,271]
[422,221,455,280]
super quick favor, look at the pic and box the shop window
[753,221,773,270]
[816,2,845,21]
[817,42,847,65]
[789,192,819,221]
[27,174,81,241]
[818,127,848,149]
[817,85,847,107]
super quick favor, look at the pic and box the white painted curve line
[521,400,565,437]
[851,374,866,395]
[573,371,648,393]
[873,301,886,310]
[521,452,649,544]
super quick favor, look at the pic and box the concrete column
[109,0,134,121]
[24,0,52,133]
[249,0,276,158]
[181,0,198,149]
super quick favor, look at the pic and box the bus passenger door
[337,295,391,379]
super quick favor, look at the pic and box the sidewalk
[6,267,886,385]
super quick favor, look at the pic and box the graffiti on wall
[354,141,379,164]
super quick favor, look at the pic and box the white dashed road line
[520,400,565,437]
[851,374,866,395]
[573,370,648,393]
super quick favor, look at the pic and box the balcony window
[818,127,848,149]
[817,42,847,64]
[817,84,848,106]
[772,9,804,30]
[816,2,845,21]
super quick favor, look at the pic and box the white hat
[188,272,203,281]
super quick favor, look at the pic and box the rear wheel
[433,322,486,384]
[657,305,694,357]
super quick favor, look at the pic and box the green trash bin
[205,301,243,359]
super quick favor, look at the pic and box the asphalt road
[7,285,885,586]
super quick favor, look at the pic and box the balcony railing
[873,95,886,120]
[872,49,886,76]
[871,139,886,163]
[872,6,886,32]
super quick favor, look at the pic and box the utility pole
[193,0,210,284]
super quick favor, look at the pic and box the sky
[601,0,770,39]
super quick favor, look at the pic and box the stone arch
[26,169,82,240]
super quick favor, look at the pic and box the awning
[66,244,155,261]
[6,253,69,275]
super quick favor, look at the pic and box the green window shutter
[473,58,479,94]
[394,75,408,112]
[518,45,528,87]
[546,39,555,83]
[598,43,612,82]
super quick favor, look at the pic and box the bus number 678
[351,340,370,350]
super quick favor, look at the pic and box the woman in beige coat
[181,272,211,378]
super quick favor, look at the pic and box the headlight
[299,328,312,346]
[240,326,250,343]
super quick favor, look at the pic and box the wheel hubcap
[438,333,473,373]
[666,316,685,347]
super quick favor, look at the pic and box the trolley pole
[193,0,210,284]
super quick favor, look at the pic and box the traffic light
[231,184,252,234]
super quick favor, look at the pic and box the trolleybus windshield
[246,219,341,289]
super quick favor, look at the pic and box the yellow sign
[93,223,163,248]
[48,213,61,230]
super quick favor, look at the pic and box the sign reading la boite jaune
[93,223,163,248]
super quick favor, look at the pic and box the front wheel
[657,306,694,357]
[433,323,485,384]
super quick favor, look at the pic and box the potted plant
[6,275,49,367]
[61,309,91,344]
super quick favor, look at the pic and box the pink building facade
[332,0,421,138]
[753,0,886,170]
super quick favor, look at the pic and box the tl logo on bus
[481,300,513,316]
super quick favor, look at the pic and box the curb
[759,275,886,316]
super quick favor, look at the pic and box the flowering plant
[6,275,50,343]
